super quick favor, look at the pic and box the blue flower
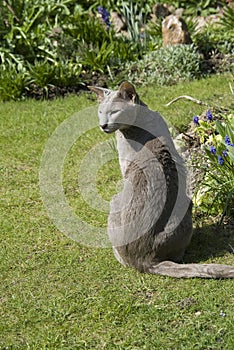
[222,150,228,157]
[206,110,213,121]
[218,155,224,165]
[225,135,231,145]
[210,145,216,155]
[193,116,199,125]
[224,135,234,147]
[98,6,111,27]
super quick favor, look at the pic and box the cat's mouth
[100,123,119,133]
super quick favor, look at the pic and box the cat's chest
[115,130,161,177]
[116,131,137,176]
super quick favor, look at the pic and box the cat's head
[88,81,147,133]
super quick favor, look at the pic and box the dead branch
[165,95,209,107]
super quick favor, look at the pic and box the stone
[111,11,127,33]
[162,15,192,46]
[152,4,171,19]
[174,8,184,17]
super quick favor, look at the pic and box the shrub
[193,24,234,58]
[54,60,83,87]
[27,59,83,88]
[220,4,234,31]
[121,44,202,86]
[28,61,57,88]
[168,1,226,16]
[193,110,234,221]
[0,0,233,100]
[0,65,30,101]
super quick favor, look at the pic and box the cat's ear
[119,81,148,107]
[118,81,137,103]
[88,86,110,103]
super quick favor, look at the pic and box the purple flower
[193,116,199,125]
[210,145,216,155]
[225,135,231,145]
[225,135,234,147]
[98,6,111,27]
[206,110,213,121]
[222,150,228,157]
[218,155,224,165]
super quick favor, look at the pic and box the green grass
[140,72,234,130]
[1,74,234,349]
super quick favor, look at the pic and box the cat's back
[108,136,179,246]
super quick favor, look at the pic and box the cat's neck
[115,108,179,177]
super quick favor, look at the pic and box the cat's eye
[110,110,120,116]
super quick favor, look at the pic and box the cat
[88,81,234,278]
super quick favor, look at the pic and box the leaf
[226,123,234,144]
[204,147,216,162]
[226,145,234,163]
[215,120,226,138]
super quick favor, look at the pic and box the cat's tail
[148,261,234,278]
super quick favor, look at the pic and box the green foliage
[28,61,57,88]
[147,19,163,49]
[95,0,155,13]
[55,60,83,87]
[193,111,234,220]
[0,47,25,71]
[0,64,30,100]
[123,44,202,86]
[193,23,234,59]
[65,13,112,47]
[220,4,234,30]
[105,0,226,15]
[28,60,83,88]
[0,0,75,61]
[79,41,115,73]
[170,0,226,16]
[184,16,200,38]
[0,0,233,100]
[119,1,146,43]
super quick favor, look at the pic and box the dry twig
[165,95,209,107]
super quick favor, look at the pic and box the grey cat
[89,81,234,278]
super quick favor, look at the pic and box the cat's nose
[100,124,108,131]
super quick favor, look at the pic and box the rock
[111,11,127,33]
[162,15,192,46]
[152,4,171,19]
[194,14,221,31]
[174,133,188,154]
[174,8,184,17]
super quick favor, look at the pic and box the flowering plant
[97,6,111,28]
[192,110,234,221]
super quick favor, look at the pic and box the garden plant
[192,109,234,221]
[0,0,233,99]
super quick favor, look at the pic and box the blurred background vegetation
[0,0,233,100]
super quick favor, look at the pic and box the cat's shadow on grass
[183,224,234,263]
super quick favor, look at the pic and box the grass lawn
[1,73,234,349]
